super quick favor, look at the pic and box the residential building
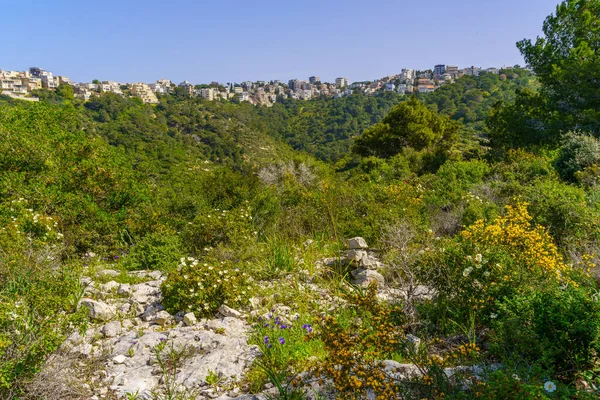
[309,76,320,84]
[130,82,159,104]
[200,87,215,101]
[433,64,446,77]
[400,68,415,83]
[178,81,194,96]
[335,77,349,88]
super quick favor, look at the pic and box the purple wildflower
[267,344,272,349]
[279,337,285,345]
[263,336,270,344]
[264,323,269,327]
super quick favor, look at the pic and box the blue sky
[2,0,560,84]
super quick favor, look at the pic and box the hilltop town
[0,64,519,106]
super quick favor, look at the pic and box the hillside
[3,3,600,397]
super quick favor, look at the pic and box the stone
[303,239,314,248]
[113,373,128,386]
[99,269,119,278]
[183,312,197,326]
[148,270,162,280]
[132,301,145,317]
[218,304,242,318]
[100,280,119,292]
[348,237,368,249]
[113,354,127,364]
[142,304,165,321]
[101,321,122,338]
[79,298,115,321]
[405,334,422,352]
[80,276,93,286]
[351,269,385,289]
[152,310,172,326]
[118,283,132,296]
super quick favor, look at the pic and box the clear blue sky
[2,0,560,84]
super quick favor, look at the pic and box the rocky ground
[31,238,432,400]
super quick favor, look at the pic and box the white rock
[351,269,385,289]
[152,310,172,326]
[79,298,115,321]
[218,304,242,318]
[183,312,197,326]
[100,280,119,292]
[99,269,120,278]
[101,321,122,338]
[113,354,127,364]
[118,283,132,296]
[148,270,162,280]
[348,237,368,249]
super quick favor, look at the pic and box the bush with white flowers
[161,257,253,317]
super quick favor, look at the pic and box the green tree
[55,83,74,100]
[492,0,600,149]
[352,96,460,159]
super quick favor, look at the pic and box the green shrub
[123,230,184,272]
[490,286,600,378]
[555,132,600,182]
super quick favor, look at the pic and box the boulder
[79,299,115,321]
[98,269,119,278]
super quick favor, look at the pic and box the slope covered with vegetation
[3,1,600,398]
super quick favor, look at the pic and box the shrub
[161,257,253,317]
[310,286,406,399]
[555,132,600,182]
[182,203,258,256]
[422,202,578,331]
[124,230,183,272]
[523,178,598,247]
[0,202,87,395]
[490,286,600,379]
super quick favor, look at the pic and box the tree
[515,0,600,138]
[352,96,460,159]
[55,83,74,100]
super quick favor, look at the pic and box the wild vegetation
[3,0,600,398]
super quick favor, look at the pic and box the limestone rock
[79,298,115,321]
[183,312,197,326]
[113,354,127,364]
[348,237,368,249]
[99,269,119,278]
[118,283,132,296]
[218,304,242,318]
[351,269,385,289]
[152,310,173,326]
[100,280,119,292]
[101,321,122,338]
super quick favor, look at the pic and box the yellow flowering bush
[310,285,406,399]
[461,202,573,284]
[421,202,582,330]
